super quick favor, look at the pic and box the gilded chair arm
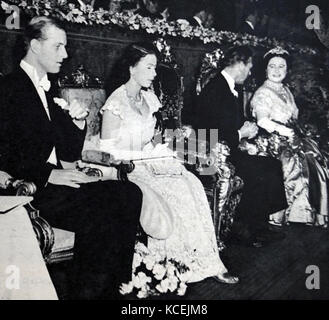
[0,172,55,258]
[211,142,244,249]
[24,204,55,259]
[14,182,55,259]
[12,179,37,196]
[1,174,37,196]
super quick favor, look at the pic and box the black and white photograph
[0,0,328,309]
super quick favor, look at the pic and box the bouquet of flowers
[120,242,192,299]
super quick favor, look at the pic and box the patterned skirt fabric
[129,160,227,283]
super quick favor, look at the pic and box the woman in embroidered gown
[250,47,328,227]
[98,42,238,284]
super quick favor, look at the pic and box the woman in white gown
[250,47,328,227]
[99,42,238,284]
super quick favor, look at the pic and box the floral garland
[1,0,317,56]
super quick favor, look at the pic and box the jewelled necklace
[124,85,144,115]
[265,80,289,103]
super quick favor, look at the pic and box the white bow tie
[39,77,51,92]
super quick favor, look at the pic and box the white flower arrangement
[2,0,317,56]
[120,242,191,298]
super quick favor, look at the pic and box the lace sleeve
[100,98,124,120]
[250,88,273,121]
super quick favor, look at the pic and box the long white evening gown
[98,84,228,282]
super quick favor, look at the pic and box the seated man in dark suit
[0,16,142,299]
[195,46,288,247]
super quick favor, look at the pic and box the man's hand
[48,169,100,188]
[0,171,12,189]
[239,121,259,140]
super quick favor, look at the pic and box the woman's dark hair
[221,45,254,69]
[23,16,66,52]
[262,50,291,83]
[105,41,159,96]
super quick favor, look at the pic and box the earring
[129,66,134,77]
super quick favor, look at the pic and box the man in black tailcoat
[0,16,142,299]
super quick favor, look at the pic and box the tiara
[264,47,289,58]
[132,45,150,55]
